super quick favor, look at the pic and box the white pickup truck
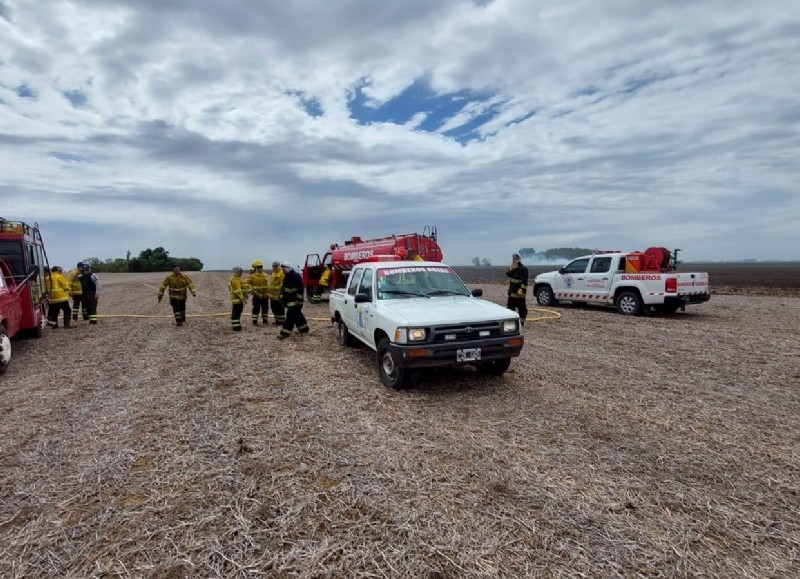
[329,260,524,389]
[533,252,710,315]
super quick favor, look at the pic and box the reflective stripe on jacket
[268,269,284,299]
[280,270,304,307]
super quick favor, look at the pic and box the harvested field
[1,269,798,578]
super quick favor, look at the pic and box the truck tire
[477,358,511,376]
[338,322,355,347]
[616,290,643,316]
[535,286,556,307]
[0,328,10,375]
[377,338,411,390]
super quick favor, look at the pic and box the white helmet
[280,260,293,270]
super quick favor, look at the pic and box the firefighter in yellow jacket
[66,261,87,322]
[45,266,73,328]
[267,260,286,325]
[309,265,331,303]
[157,265,197,326]
[244,260,270,325]
[229,267,247,331]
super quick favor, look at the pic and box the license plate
[457,348,481,362]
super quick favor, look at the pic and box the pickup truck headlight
[502,319,519,334]
[395,327,427,344]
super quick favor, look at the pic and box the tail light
[665,277,677,293]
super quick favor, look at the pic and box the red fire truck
[0,219,50,374]
[303,226,444,299]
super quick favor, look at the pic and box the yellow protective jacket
[319,268,331,288]
[229,275,246,304]
[66,268,82,296]
[244,271,269,299]
[46,272,71,304]
[268,268,284,300]
[158,272,197,301]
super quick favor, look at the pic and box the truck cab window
[348,269,364,296]
[358,269,373,301]
[590,257,612,273]
[563,258,590,274]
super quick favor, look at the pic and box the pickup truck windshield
[376,266,470,300]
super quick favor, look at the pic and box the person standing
[79,263,100,325]
[46,266,73,328]
[157,264,196,326]
[244,260,269,325]
[309,264,330,303]
[267,260,286,325]
[229,267,247,331]
[66,261,87,322]
[277,261,309,339]
[506,253,528,326]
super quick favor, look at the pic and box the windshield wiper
[425,290,469,296]
[382,289,429,298]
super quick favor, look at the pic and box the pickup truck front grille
[430,321,501,343]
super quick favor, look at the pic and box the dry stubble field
[1,269,799,578]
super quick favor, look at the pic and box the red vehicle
[0,219,49,374]
[303,226,443,299]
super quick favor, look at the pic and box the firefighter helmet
[280,260,293,270]
[233,266,243,275]
[252,260,264,268]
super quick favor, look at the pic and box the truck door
[351,268,376,345]
[554,257,590,297]
[343,267,365,337]
[584,256,613,302]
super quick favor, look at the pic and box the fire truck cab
[303,226,443,300]
[0,219,49,374]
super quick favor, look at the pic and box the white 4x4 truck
[533,250,710,315]
[329,260,524,389]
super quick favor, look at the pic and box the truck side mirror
[471,288,483,297]
[558,267,566,274]
[354,293,371,303]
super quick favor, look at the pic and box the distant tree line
[83,247,203,272]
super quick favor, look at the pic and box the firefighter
[506,253,529,326]
[79,263,101,325]
[277,261,308,339]
[157,264,196,326]
[244,260,269,325]
[310,264,330,303]
[229,267,247,331]
[46,266,73,328]
[407,248,424,262]
[268,260,286,325]
[66,261,87,322]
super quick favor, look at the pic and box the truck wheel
[617,290,643,316]
[0,329,10,375]
[535,286,556,307]
[338,322,354,347]
[477,358,511,376]
[377,338,411,390]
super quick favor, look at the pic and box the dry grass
[1,272,798,578]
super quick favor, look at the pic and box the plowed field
[1,266,798,577]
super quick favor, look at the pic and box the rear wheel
[477,358,511,376]
[0,329,10,375]
[377,338,411,390]
[338,322,355,347]
[617,290,643,316]
[535,286,556,307]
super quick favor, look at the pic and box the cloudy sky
[1,0,798,269]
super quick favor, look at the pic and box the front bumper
[388,335,524,369]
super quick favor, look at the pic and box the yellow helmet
[252,259,264,268]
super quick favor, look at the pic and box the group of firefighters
[44,249,529,338]
[44,262,100,328]
[157,259,310,339]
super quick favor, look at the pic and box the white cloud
[0,0,798,270]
